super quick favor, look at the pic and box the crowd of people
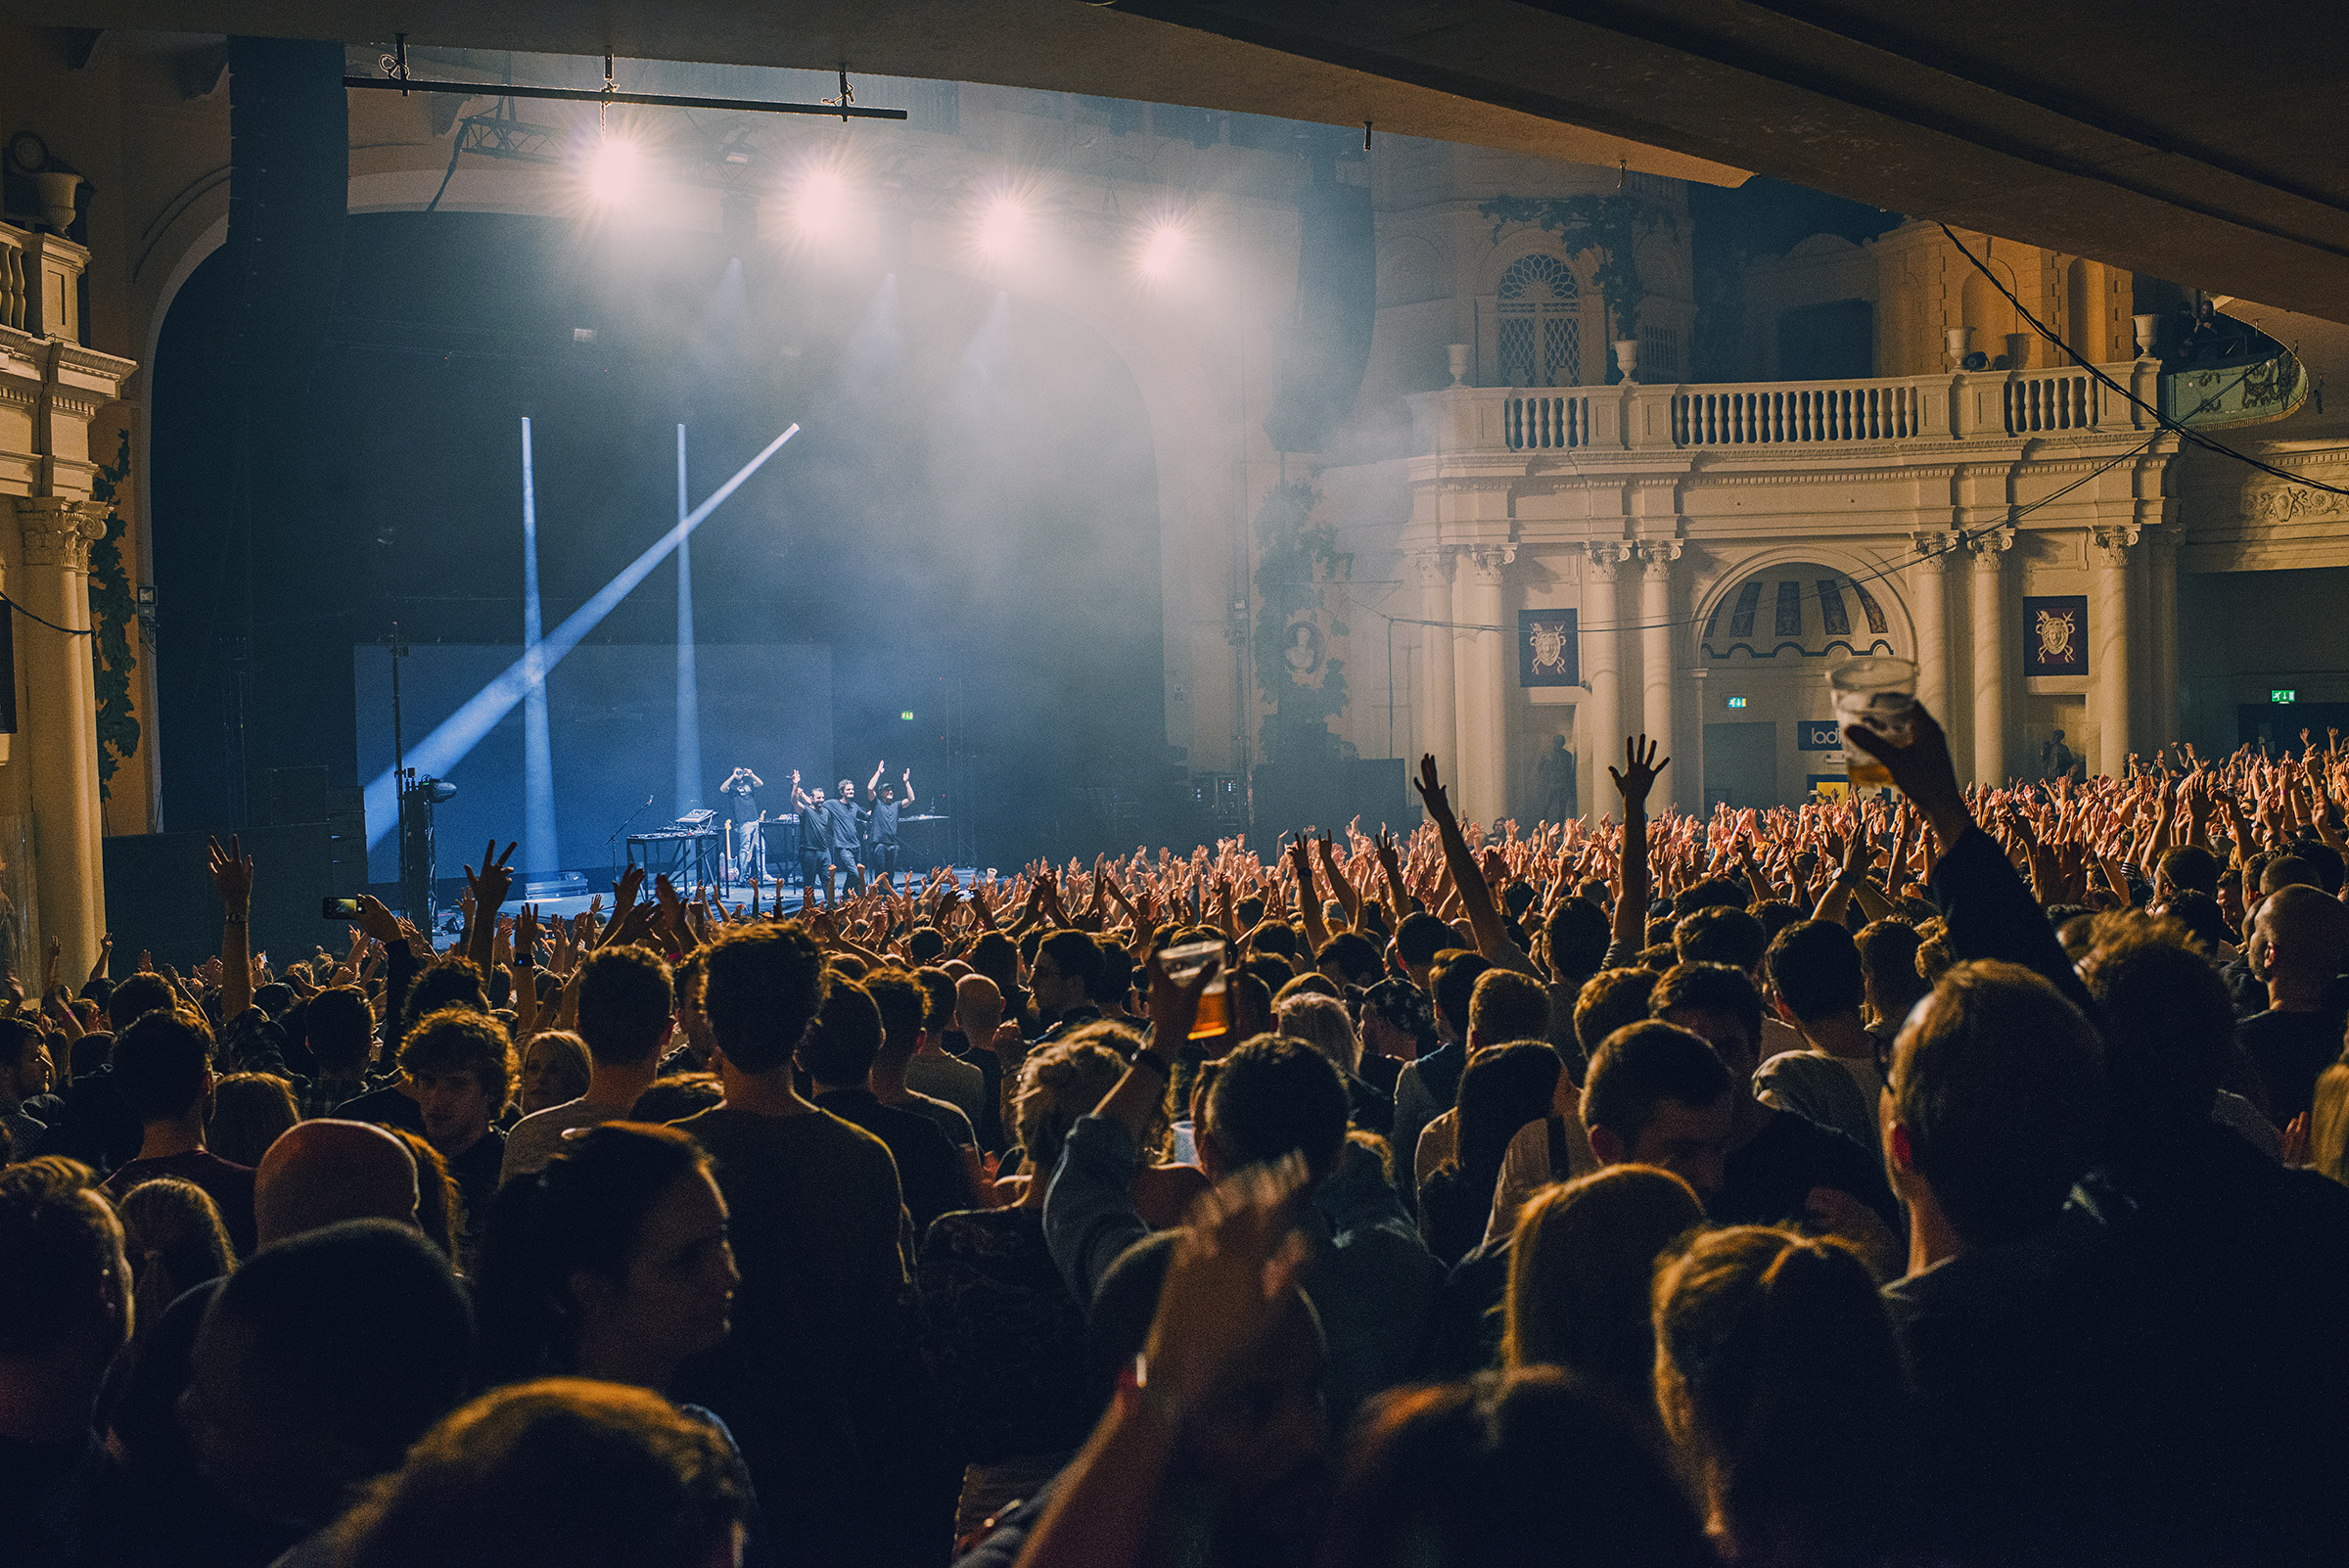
[6,700,2349,1567]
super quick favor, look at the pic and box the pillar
[1635,540,1681,807]
[1580,543,1623,817]
[2146,530,2179,750]
[1456,544,1512,826]
[1968,528,2012,786]
[1910,532,1954,725]
[1453,545,1514,827]
[2093,526,2139,776]
[12,498,112,981]
[1412,549,1456,789]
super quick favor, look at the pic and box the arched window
[1498,254,1581,388]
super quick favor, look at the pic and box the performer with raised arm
[864,762,915,892]
[790,769,836,904]
[719,766,765,886]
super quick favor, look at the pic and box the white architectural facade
[1380,362,2182,820]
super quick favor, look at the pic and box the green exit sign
[1727,696,1748,709]
[2273,689,2297,704]
[900,711,916,721]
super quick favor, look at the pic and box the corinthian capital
[1466,544,1517,585]
[1585,541,1623,582]
[15,496,111,571]
[2092,525,2141,568]
[1634,538,1681,576]
[1409,548,1454,588]
[1911,530,1956,569]
[1966,526,2014,568]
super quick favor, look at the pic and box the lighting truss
[348,39,906,121]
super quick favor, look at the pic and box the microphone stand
[609,794,655,885]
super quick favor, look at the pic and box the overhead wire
[1936,222,2349,498]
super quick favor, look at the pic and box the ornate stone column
[1580,543,1623,817]
[2146,530,2179,750]
[2093,526,2139,776]
[12,497,112,979]
[1910,532,1954,725]
[1453,545,1515,827]
[1412,550,1457,791]
[1635,539,1681,809]
[1967,528,2012,786]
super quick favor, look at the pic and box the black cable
[2,594,93,636]
[424,123,464,213]
[1936,222,2349,499]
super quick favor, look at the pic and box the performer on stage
[825,776,867,897]
[791,772,835,903]
[718,766,764,886]
[863,761,914,892]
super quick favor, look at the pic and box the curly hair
[1017,1026,1149,1176]
[400,1008,519,1113]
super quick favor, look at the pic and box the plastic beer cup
[1828,657,1917,787]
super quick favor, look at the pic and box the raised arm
[462,841,517,975]
[1413,755,1537,975]
[1606,737,1667,958]
[206,835,255,1022]
[869,758,886,796]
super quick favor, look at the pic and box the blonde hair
[1276,992,1361,1075]
[520,1031,593,1112]
[208,1073,299,1168]
[1503,1166,1704,1406]
[1652,1225,1911,1563]
[1014,1032,1131,1176]
[2310,1062,2349,1187]
[115,1176,235,1328]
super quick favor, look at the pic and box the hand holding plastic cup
[1829,657,1917,787]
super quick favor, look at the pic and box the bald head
[955,974,1004,1041]
[254,1121,421,1247]
[2254,885,2349,988]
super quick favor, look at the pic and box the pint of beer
[1160,937,1229,1041]
[1827,657,1917,787]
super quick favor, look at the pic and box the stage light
[364,422,803,850]
[796,167,847,232]
[977,197,1026,254]
[676,424,704,820]
[520,418,560,878]
[585,133,640,203]
[1139,221,1184,278]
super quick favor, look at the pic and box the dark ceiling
[28,0,2349,317]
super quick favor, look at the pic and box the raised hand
[1607,734,1669,809]
[1413,754,1454,820]
[464,841,518,918]
[206,834,253,908]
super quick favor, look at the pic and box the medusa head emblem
[1528,619,1571,677]
[2035,606,2078,665]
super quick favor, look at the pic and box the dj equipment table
[626,828,720,897]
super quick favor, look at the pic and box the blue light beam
[364,421,802,849]
[675,423,704,818]
[520,417,561,877]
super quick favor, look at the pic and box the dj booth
[625,824,721,896]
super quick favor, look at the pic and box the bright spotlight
[977,197,1026,254]
[1140,221,1184,277]
[796,167,847,231]
[586,134,640,204]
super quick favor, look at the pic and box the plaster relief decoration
[1520,607,1580,686]
[2024,594,2090,676]
[2246,484,2349,527]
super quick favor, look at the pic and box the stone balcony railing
[1409,358,2166,459]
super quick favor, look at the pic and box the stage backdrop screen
[356,643,831,883]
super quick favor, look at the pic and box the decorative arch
[1690,544,1913,665]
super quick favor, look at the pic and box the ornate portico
[1397,360,2181,816]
